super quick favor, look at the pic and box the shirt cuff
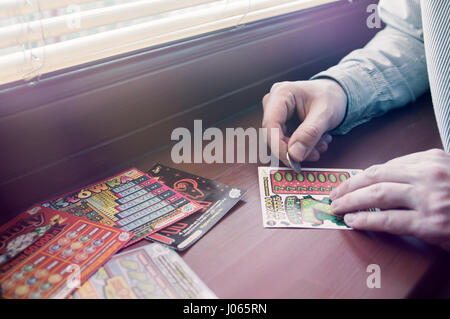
[310,61,385,135]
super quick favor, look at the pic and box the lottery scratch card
[258,167,370,230]
[0,205,132,299]
[146,164,245,251]
[73,243,217,299]
[42,168,202,245]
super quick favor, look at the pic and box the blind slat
[0,0,339,86]
[243,0,340,23]
[0,0,215,49]
[0,0,99,19]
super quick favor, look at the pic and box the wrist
[313,78,348,131]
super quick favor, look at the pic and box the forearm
[311,1,429,134]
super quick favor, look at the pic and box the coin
[286,152,302,173]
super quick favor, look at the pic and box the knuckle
[270,81,289,93]
[356,213,369,228]
[334,183,347,198]
[332,185,343,199]
[432,214,450,230]
[427,163,449,181]
[307,150,321,162]
[270,83,281,92]
[337,183,347,195]
[268,85,297,110]
[426,200,448,216]
[262,94,269,107]
[371,184,386,202]
[417,214,450,243]
[341,194,352,207]
[284,91,296,108]
[261,119,276,130]
[417,191,436,217]
[316,141,328,153]
[380,214,392,230]
[427,148,445,157]
[365,165,381,182]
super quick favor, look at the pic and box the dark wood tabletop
[115,92,450,299]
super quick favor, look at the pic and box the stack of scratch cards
[42,168,203,246]
[258,167,377,230]
[0,165,245,298]
[73,243,216,299]
[147,164,245,251]
[0,205,132,299]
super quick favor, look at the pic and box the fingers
[262,93,269,106]
[304,149,320,162]
[264,127,330,167]
[330,164,416,200]
[316,134,332,152]
[262,85,297,132]
[331,182,415,213]
[385,148,447,165]
[344,210,418,236]
[262,87,297,165]
[287,107,332,162]
[288,133,332,164]
[277,135,290,167]
[262,81,336,164]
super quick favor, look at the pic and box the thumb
[287,111,329,162]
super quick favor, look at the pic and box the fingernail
[329,189,336,199]
[288,142,307,162]
[324,134,333,143]
[286,152,302,173]
[331,199,340,210]
[344,214,356,225]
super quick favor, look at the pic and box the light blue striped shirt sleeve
[311,0,430,135]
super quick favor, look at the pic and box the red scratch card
[0,205,132,299]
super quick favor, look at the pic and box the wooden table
[124,93,448,298]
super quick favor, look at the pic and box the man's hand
[262,79,347,167]
[330,149,450,251]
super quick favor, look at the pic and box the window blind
[0,0,339,86]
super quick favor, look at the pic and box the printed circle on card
[119,232,130,242]
[181,203,196,213]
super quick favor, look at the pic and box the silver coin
[286,152,302,173]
